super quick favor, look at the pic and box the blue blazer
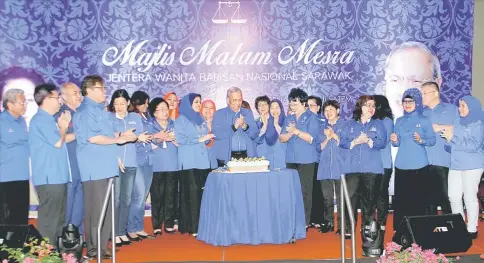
[447,120,484,170]
[340,119,387,174]
[150,119,179,172]
[212,107,258,162]
[175,115,210,170]
[281,110,321,164]
[317,118,347,180]
[392,112,435,170]
[255,120,286,169]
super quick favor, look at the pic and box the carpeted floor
[27,214,484,262]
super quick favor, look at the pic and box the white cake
[226,157,270,173]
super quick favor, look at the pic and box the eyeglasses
[402,100,416,105]
[14,101,28,106]
[363,104,376,108]
[385,76,434,86]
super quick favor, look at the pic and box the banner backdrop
[0,0,475,207]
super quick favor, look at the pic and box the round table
[197,168,306,246]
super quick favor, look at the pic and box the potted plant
[0,238,77,263]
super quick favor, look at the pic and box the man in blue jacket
[29,84,71,246]
[56,82,84,239]
[212,87,258,166]
[74,75,136,260]
[0,88,30,225]
[421,81,459,215]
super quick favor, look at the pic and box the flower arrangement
[0,238,77,263]
[377,242,455,263]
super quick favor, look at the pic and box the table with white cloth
[197,168,306,246]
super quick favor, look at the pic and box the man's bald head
[60,82,82,110]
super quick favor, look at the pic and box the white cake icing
[226,157,270,172]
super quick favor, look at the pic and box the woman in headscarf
[390,88,435,230]
[164,92,179,120]
[255,99,287,169]
[441,95,484,239]
[174,93,215,237]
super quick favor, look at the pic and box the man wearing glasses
[74,75,136,260]
[0,88,30,225]
[421,81,459,215]
[29,84,71,246]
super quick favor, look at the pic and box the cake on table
[226,157,270,172]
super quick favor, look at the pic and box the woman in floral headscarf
[390,88,436,230]
[441,95,484,239]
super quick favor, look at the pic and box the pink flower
[384,242,402,254]
[3,259,8,263]
[23,257,36,263]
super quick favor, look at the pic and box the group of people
[1,74,483,260]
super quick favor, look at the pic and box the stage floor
[29,214,484,262]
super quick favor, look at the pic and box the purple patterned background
[0,0,474,116]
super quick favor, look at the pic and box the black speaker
[392,214,471,254]
[0,225,43,260]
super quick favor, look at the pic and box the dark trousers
[36,184,67,246]
[427,165,451,215]
[150,171,177,230]
[345,173,382,229]
[178,169,206,234]
[376,168,392,226]
[320,179,347,229]
[287,163,316,226]
[393,166,429,230]
[310,165,325,225]
[65,178,84,235]
[83,178,113,257]
[0,180,29,225]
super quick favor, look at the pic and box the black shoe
[137,232,155,239]
[154,229,162,236]
[319,222,334,233]
[164,228,176,234]
[470,231,478,239]
[115,241,123,247]
[127,234,142,242]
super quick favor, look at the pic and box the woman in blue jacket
[255,98,286,169]
[441,95,484,239]
[373,95,394,229]
[109,89,150,246]
[339,95,387,236]
[175,93,215,236]
[280,88,321,230]
[316,100,347,234]
[390,88,436,230]
[148,98,179,236]
[127,91,155,240]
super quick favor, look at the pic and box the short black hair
[322,99,340,112]
[308,95,323,114]
[34,83,57,106]
[148,97,167,118]
[421,81,440,92]
[129,90,150,113]
[254,95,270,113]
[288,88,308,106]
[81,75,104,96]
[108,89,130,112]
[373,95,393,120]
